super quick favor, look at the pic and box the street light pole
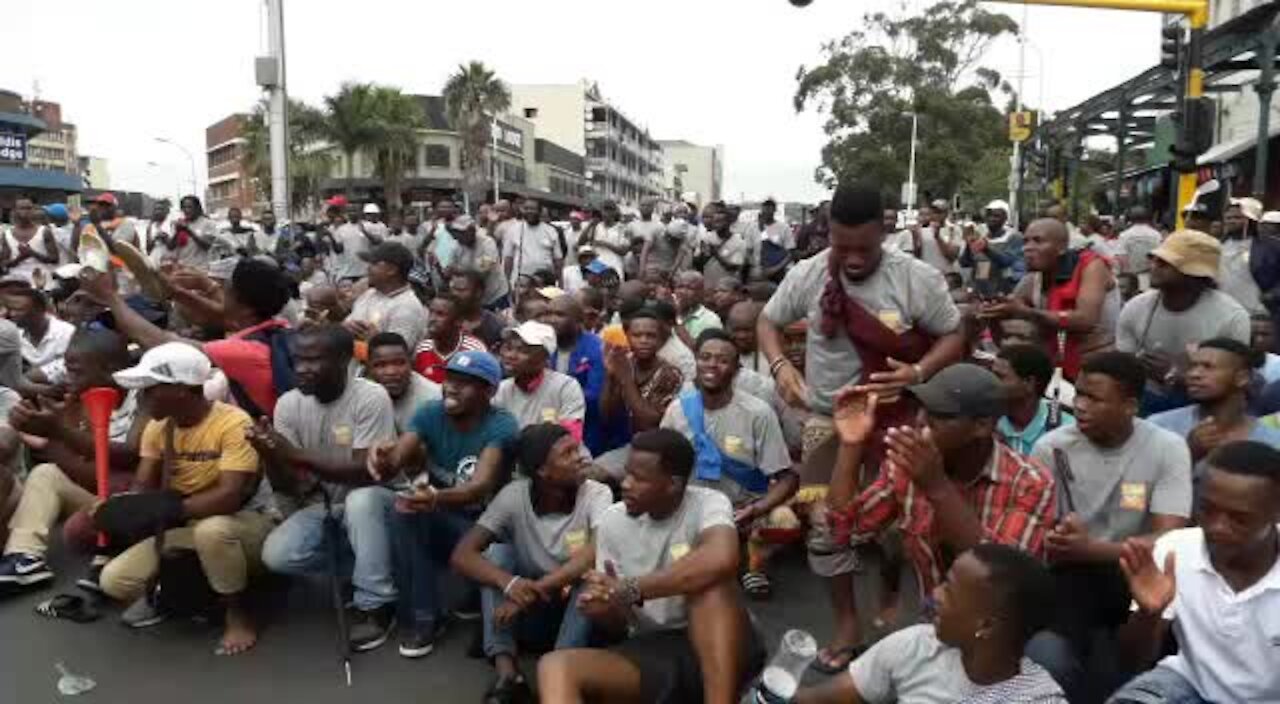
[155,137,197,197]
[906,111,919,211]
[265,0,290,221]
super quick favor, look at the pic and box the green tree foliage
[324,82,385,199]
[443,61,511,210]
[794,0,1017,206]
[242,98,332,216]
[368,87,425,212]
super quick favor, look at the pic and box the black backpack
[226,324,298,418]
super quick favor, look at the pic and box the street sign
[0,131,26,162]
[1009,111,1036,143]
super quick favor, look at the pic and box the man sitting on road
[451,423,611,702]
[993,344,1075,456]
[368,350,518,659]
[495,321,585,440]
[365,332,441,433]
[543,293,607,454]
[536,429,766,704]
[255,325,400,653]
[97,343,272,656]
[413,292,487,384]
[344,241,427,352]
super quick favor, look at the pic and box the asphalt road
[2,542,844,703]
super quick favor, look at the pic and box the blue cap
[584,259,611,275]
[43,204,68,220]
[446,350,502,387]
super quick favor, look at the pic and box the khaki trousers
[5,463,94,556]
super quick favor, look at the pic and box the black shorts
[611,626,766,704]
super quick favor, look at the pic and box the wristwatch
[617,576,643,608]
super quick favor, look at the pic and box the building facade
[0,88,83,214]
[658,139,724,208]
[78,155,110,190]
[24,100,78,177]
[205,113,256,215]
[510,81,664,206]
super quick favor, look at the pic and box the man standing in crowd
[582,200,629,279]
[1116,206,1162,285]
[256,325,400,652]
[144,200,175,265]
[640,203,689,273]
[757,182,964,672]
[1027,352,1192,702]
[543,294,607,453]
[448,269,506,350]
[365,332,441,433]
[661,330,797,598]
[495,321,585,438]
[961,199,1024,295]
[535,429,765,704]
[1108,441,1280,704]
[626,199,665,266]
[696,202,749,288]
[327,199,377,283]
[1219,197,1266,314]
[166,195,219,268]
[1,196,59,286]
[1116,230,1250,414]
[343,241,427,351]
[504,199,563,293]
[993,344,1075,455]
[368,350,518,658]
[99,343,271,656]
[446,215,509,312]
[796,200,830,259]
[1148,338,1280,472]
[450,423,610,701]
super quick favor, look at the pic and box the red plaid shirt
[830,440,1056,595]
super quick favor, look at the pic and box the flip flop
[810,644,865,675]
[113,240,167,301]
[35,594,100,623]
[741,571,773,601]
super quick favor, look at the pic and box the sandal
[810,644,864,675]
[35,594,100,623]
[741,571,773,600]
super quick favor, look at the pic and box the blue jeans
[393,508,476,631]
[1107,666,1207,704]
[261,486,397,611]
[480,543,591,658]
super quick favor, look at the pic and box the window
[425,144,450,168]
[524,108,538,119]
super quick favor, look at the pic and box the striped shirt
[830,440,1056,595]
[412,333,487,384]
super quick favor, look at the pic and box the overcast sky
[4,0,1158,207]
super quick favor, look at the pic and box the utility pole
[259,0,290,221]
[1009,3,1028,229]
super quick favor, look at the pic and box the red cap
[89,192,118,207]
[325,195,349,208]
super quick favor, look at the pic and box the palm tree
[369,87,424,212]
[323,81,383,199]
[443,61,511,210]
[242,98,333,216]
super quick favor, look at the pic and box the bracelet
[616,576,643,607]
[503,576,521,596]
[769,357,789,378]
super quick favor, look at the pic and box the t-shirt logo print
[454,455,479,484]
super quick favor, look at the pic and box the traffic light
[1171,97,1214,172]
[1161,24,1184,73]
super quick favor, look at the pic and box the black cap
[359,241,414,277]
[906,363,1007,418]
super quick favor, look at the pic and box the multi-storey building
[205,113,256,215]
[658,140,724,209]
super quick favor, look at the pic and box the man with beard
[1219,197,1266,314]
[504,199,563,291]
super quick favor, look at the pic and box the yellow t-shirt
[139,402,260,496]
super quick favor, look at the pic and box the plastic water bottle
[753,629,817,703]
[55,662,96,696]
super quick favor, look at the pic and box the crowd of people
[0,182,1277,704]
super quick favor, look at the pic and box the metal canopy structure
[1031,2,1280,215]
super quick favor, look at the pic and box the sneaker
[452,592,481,621]
[398,619,447,659]
[75,562,107,595]
[0,552,54,587]
[483,673,533,704]
[121,596,168,629]
[348,604,396,652]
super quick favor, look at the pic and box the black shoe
[452,592,481,621]
[75,562,106,596]
[0,552,54,588]
[348,604,396,652]
[398,619,446,659]
[483,673,532,704]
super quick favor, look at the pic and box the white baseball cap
[114,342,213,389]
[984,199,1010,213]
[1229,197,1263,222]
[504,321,557,355]
[1262,211,1280,225]
[363,203,381,215]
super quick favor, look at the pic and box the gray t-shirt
[451,234,509,305]
[762,247,961,414]
[273,378,397,505]
[346,285,428,352]
[1117,224,1162,274]
[503,222,560,284]
[477,478,612,576]
[594,486,734,632]
[391,373,441,433]
[330,222,379,280]
[660,390,791,503]
[659,336,697,382]
[1031,420,1192,542]
[850,624,1066,704]
[493,371,585,429]
[175,216,219,268]
[1115,289,1250,377]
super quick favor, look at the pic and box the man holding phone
[366,350,518,658]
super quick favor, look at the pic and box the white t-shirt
[504,221,560,284]
[19,316,75,368]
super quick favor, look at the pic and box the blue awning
[0,112,48,134]
[0,166,84,192]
